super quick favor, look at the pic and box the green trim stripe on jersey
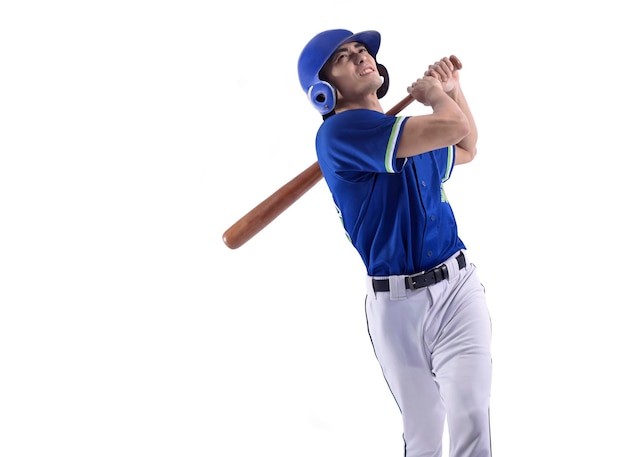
[385,117,406,173]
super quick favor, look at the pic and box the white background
[1,1,625,456]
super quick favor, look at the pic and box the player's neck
[335,95,383,114]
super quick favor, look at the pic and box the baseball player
[297,30,493,457]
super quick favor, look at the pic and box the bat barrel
[222,162,323,249]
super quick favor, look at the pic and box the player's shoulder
[321,109,396,131]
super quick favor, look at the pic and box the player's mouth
[359,66,375,76]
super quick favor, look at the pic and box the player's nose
[349,51,364,64]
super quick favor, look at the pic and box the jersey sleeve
[316,110,409,177]
[440,144,456,183]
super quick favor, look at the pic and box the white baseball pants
[365,251,492,457]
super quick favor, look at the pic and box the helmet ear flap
[376,63,390,99]
[307,81,337,115]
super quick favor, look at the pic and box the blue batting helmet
[297,29,388,116]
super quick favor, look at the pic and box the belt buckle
[406,270,425,290]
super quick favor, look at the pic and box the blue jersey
[316,109,466,276]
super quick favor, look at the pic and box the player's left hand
[424,57,459,94]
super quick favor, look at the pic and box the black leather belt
[372,252,466,292]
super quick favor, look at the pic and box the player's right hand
[424,57,460,94]
[407,76,446,106]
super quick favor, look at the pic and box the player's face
[321,42,382,100]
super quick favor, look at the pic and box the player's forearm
[447,87,477,154]
[397,93,470,158]
[429,90,470,134]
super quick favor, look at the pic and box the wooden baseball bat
[223,56,462,249]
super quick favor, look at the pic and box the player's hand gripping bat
[222,56,463,249]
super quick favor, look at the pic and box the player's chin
[358,73,382,88]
